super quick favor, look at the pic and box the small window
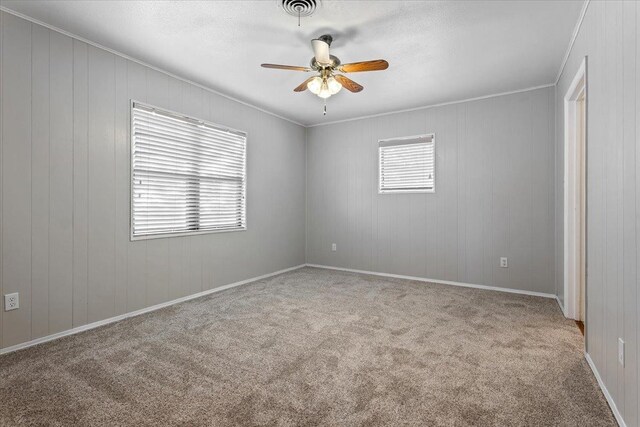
[379,134,435,193]
[131,101,246,240]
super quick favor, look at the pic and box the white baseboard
[585,352,626,427]
[0,264,306,356]
[0,263,561,355]
[305,264,556,299]
[4,262,620,426]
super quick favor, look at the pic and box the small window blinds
[131,101,247,240]
[378,134,435,193]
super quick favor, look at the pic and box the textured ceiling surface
[1,1,583,126]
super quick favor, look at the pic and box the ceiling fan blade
[339,59,389,73]
[311,39,331,65]
[261,63,312,72]
[294,76,316,92]
[334,74,363,93]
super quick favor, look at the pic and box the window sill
[130,226,247,241]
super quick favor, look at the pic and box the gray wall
[555,1,639,425]
[306,87,556,295]
[0,11,306,350]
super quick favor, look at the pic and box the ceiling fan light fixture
[307,76,323,94]
[318,81,332,99]
[327,76,342,95]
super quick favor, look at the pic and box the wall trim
[0,6,305,128]
[306,84,555,128]
[556,296,568,317]
[555,0,590,85]
[0,264,306,355]
[585,352,626,427]
[306,264,556,299]
[563,57,587,321]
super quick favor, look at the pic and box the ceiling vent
[280,0,319,25]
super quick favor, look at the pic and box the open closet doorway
[564,57,587,330]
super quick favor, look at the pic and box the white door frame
[563,57,587,321]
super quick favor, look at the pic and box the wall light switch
[331,243,337,252]
[500,257,508,268]
[4,293,19,311]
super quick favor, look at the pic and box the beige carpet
[0,267,615,426]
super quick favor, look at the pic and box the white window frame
[130,100,247,241]
[378,133,435,194]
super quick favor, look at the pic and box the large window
[131,101,247,240]
[378,134,435,194]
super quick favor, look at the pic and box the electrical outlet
[619,338,625,367]
[4,293,19,311]
[331,243,337,252]
[500,257,508,268]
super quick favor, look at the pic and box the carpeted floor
[0,267,615,426]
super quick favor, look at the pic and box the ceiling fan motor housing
[310,55,340,70]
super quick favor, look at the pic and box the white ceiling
[1,0,583,126]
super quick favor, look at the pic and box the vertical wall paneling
[48,31,73,334]
[556,1,640,424]
[636,4,640,425]
[30,23,49,339]
[2,14,32,348]
[0,10,306,351]
[636,5,640,425]
[72,40,88,327]
[87,46,116,323]
[307,87,556,295]
[456,104,468,283]
[601,0,619,400]
[621,1,637,422]
[113,56,128,316]
[1,15,30,345]
[0,8,3,348]
[546,89,555,308]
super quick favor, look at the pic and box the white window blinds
[131,101,247,240]
[379,134,435,193]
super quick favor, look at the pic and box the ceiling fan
[261,34,388,113]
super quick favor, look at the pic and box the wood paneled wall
[0,11,307,350]
[306,87,556,295]
[555,1,640,424]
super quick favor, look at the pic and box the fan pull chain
[298,8,301,26]
[323,99,327,116]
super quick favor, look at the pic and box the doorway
[564,57,587,325]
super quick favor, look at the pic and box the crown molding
[555,0,590,85]
[306,83,555,128]
[1,4,583,129]
[0,6,306,127]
